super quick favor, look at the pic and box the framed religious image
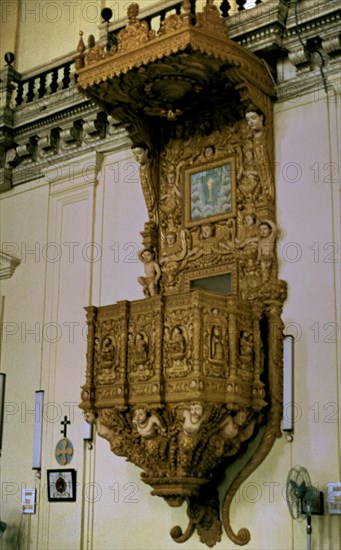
[47,469,76,502]
[184,157,236,227]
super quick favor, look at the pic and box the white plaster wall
[0,180,50,548]
[275,78,340,550]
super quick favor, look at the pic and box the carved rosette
[78,1,287,547]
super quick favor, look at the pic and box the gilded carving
[114,3,156,54]
[78,2,287,546]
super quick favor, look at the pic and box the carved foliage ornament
[78,2,287,547]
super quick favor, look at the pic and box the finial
[4,52,15,66]
[77,31,85,54]
[101,7,113,22]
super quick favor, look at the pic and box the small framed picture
[184,157,235,227]
[47,469,76,502]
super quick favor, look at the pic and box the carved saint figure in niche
[132,143,158,224]
[183,402,204,436]
[101,336,115,365]
[95,336,117,383]
[237,144,261,206]
[128,331,154,380]
[137,247,161,297]
[132,407,165,439]
[160,169,181,228]
[133,332,148,364]
[245,105,274,201]
[169,326,186,358]
[257,219,277,282]
[210,326,224,361]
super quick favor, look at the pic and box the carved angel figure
[132,408,165,439]
[183,402,204,436]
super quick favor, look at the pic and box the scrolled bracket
[171,491,222,548]
[221,420,278,544]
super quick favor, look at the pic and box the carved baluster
[189,0,196,17]
[74,31,85,70]
[15,81,24,106]
[49,67,59,94]
[236,0,246,11]
[38,72,47,98]
[62,62,71,90]
[220,0,231,17]
[26,77,35,103]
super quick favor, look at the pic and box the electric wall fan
[286,465,324,550]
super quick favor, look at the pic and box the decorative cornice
[0,251,21,280]
[77,23,275,99]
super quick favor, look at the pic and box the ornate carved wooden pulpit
[77,2,287,546]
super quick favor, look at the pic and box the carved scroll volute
[80,306,98,410]
[221,296,286,546]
